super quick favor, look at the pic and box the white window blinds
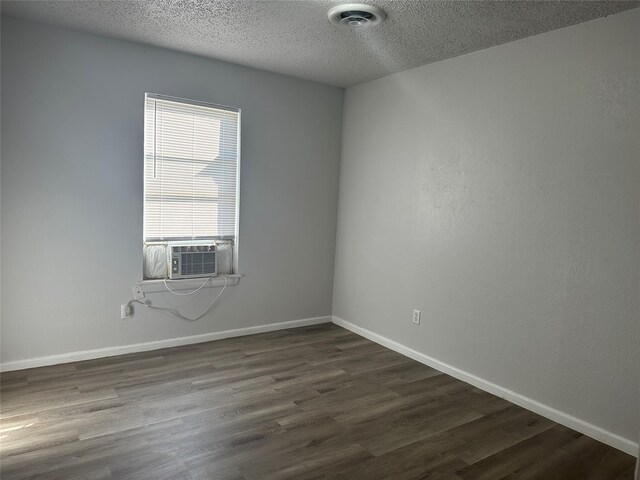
[144,94,240,242]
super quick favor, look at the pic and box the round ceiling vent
[328,3,386,28]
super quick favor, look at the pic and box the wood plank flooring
[0,323,635,479]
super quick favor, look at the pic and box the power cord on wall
[163,276,211,295]
[128,275,228,322]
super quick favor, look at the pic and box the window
[144,93,240,244]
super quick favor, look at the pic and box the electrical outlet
[132,283,145,300]
[121,304,132,319]
[412,309,421,325]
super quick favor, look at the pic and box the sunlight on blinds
[144,94,239,241]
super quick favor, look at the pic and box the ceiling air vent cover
[328,4,386,28]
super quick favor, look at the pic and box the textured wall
[0,16,343,363]
[333,9,639,442]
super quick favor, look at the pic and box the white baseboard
[0,316,331,373]
[332,316,639,457]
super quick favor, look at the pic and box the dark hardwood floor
[0,323,635,479]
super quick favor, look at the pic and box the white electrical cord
[163,276,210,295]
[128,275,228,322]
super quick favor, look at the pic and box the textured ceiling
[2,0,638,87]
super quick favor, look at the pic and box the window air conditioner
[167,242,217,279]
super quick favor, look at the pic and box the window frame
[143,93,242,275]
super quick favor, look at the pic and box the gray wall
[333,9,639,442]
[0,16,343,363]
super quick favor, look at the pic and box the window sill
[136,275,242,294]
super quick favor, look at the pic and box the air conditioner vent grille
[180,252,216,277]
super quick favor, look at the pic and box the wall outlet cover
[121,304,132,319]
[132,283,145,299]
